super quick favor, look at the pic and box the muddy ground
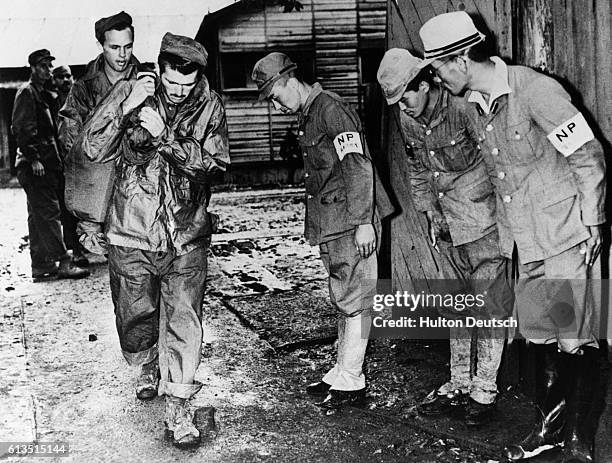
[0,187,537,463]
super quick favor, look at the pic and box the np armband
[546,112,594,157]
[333,131,363,161]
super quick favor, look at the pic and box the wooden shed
[384,0,612,291]
[197,0,387,184]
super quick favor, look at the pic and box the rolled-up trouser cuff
[159,380,203,399]
[122,343,158,367]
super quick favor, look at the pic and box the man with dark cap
[78,32,229,448]
[251,52,393,413]
[52,65,73,108]
[58,10,138,256]
[11,49,89,281]
[419,11,606,463]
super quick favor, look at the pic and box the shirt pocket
[506,120,534,163]
[427,129,473,171]
[300,132,331,170]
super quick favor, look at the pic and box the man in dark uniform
[11,49,89,281]
[58,11,139,256]
[377,48,510,426]
[252,52,393,413]
[420,11,606,462]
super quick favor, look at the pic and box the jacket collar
[82,54,140,82]
[467,56,512,115]
[300,82,323,119]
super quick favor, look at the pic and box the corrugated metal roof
[0,0,239,67]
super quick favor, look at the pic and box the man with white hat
[377,48,510,426]
[419,11,606,462]
[251,52,394,413]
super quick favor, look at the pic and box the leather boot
[57,257,90,279]
[560,347,598,463]
[135,360,159,401]
[164,396,200,448]
[503,344,566,460]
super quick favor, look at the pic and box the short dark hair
[465,37,495,62]
[100,22,134,45]
[158,51,204,77]
[405,67,435,92]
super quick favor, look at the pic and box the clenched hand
[122,76,155,114]
[138,107,165,138]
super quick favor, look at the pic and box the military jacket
[468,60,606,263]
[401,88,496,246]
[297,83,393,245]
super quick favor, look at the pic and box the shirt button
[304,173,309,178]
[486,124,494,132]
[307,194,313,199]
[503,195,512,203]
[498,171,506,179]
[429,150,435,156]
[450,140,456,145]
[515,133,521,140]
[298,130,304,136]
[425,129,432,135]
[491,148,499,155]
[438,192,444,198]
[303,152,308,157]
[477,144,481,150]
[406,144,410,149]
[433,171,440,178]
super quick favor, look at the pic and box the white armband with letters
[333,132,363,161]
[546,112,594,157]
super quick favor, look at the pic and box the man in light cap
[58,10,138,258]
[419,11,606,462]
[251,52,394,413]
[377,48,510,426]
[78,32,229,447]
[11,49,89,280]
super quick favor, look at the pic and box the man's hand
[354,223,376,258]
[138,107,165,138]
[31,160,45,176]
[579,225,603,266]
[122,77,155,114]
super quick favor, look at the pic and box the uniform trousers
[108,244,207,399]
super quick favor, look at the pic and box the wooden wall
[385,0,512,291]
[202,0,386,166]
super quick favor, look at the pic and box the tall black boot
[503,343,567,460]
[561,347,599,463]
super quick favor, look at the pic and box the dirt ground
[1,186,535,463]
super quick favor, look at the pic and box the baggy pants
[515,242,600,354]
[16,167,68,269]
[437,230,509,404]
[319,233,377,391]
[108,244,207,399]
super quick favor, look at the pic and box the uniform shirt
[11,80,62,171]
[468,57,606,263]
[297,83,393,245]
[401,87,496,246]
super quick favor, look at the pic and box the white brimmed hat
[377,48,425,105]
[419,11,485,65]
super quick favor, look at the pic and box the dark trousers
[108,244,208,399]
[58,175,79,252]
[17,166,68,268]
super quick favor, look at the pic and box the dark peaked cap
[160,32,208,67]
[95,11,133,44]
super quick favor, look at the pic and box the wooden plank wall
[214,0,387,165]
[386,0,512,290]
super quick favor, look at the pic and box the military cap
[419,11,485,65]
[28,49,55,66]
[95,11,133,44]
[159,32,208,68]
[52,65,72,77]
[251,52,297,100]
[377,48,426,105]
